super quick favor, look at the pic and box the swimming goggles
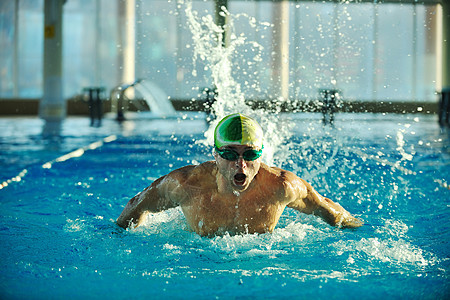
[215,146,263,161]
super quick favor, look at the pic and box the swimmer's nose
[236,156,247,169]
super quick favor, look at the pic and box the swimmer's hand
[338,214,364,229]
[323,198,363,229]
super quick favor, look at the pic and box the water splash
[396,129,414,161]
[332,219,435,267]
[136,208,436,270]
[184,0,293,166]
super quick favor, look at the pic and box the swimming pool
[0,113,449,299]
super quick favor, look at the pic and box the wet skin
[117,144,363,236]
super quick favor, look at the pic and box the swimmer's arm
[116,174,180,229]
[287,178,363,228]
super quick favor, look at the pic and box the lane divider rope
[0,135,117,190]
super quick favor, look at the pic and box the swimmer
[117,113,363,236]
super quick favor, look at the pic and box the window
[0,0,442,104]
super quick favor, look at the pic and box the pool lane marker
[347,147,450,190]
[0,135,117,190]
[41,135,117,169]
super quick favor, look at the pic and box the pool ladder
[319,89,341,125]
[439,88,450,127]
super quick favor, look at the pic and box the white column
[442,1,450,90]
[271,0,289,101]
[423,5,438,99]
[13,0,19,97]
[40,0,65,121]
[118,0,135,85]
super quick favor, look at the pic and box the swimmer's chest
[181,188,284,234]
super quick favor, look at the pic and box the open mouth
[234,173,247,185]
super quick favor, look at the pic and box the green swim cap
[214,113,264,149]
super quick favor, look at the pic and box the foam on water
[133,205,437,271]
[134,207,317,260]
[333,219,434,268]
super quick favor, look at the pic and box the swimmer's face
[214,144,262,192]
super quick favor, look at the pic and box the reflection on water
[42,120,63,137]
[41,120,63,151]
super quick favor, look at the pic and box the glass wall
[0,0,441,103]
[0,0,16,97]
[0,0,43,98]
[63,0,120,97]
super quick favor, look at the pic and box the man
[117,113,363,236]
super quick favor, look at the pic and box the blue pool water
[0,113,449,299]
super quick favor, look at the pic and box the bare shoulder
[258,163,307,199]
[259,163,304,185]
[168,161,216,188]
